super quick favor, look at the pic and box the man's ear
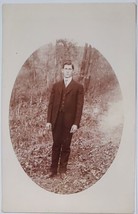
[72,70,75,75]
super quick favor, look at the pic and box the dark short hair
[62,61,74,70]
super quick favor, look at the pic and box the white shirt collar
[64,77,72,86]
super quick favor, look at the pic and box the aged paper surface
[2,3,136,213]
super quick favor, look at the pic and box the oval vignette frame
[9,40,124,194]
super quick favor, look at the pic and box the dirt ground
[10,89,123,194]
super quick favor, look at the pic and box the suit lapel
[65,79,75,95]
[57,80,64,95]
[57,79,75,95]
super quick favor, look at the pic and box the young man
[46,61,84,178]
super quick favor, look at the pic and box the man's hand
[46,123,52,131]
[70,124,78,133]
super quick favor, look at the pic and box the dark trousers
[51,111,73,174]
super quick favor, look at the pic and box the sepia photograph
[2,2,136,213]
[9,40,123,194]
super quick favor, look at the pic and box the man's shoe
[60,172,67,179]
[59,167,67,174]
[47,172,57,178]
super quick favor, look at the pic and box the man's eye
[65,68,72,70]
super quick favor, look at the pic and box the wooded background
[9,39,123,194]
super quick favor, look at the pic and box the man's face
[62,64,74,78]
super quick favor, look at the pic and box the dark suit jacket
[47,79,84,129]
